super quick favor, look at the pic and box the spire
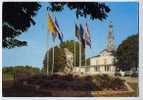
[107,21,115,51]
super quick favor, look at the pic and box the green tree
[43,40,85,73]
[115,34,139,71]
[3,2,41,48]
[3,2,110,49]
[2,66,40,75]
[47,2,110,20]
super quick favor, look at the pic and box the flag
[83,22,91,48]
[75,23,85,48]
[48,13,64,43]
[79,24,84,37]
[79,24,85,48]
[48,13,58,41]
[55,17,63,43]
[75,24,81,40]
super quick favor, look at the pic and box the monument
[64,48,74,74]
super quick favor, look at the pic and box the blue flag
[79,24,85,48]
[55,17,64,43]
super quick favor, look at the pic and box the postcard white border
[0,0,142,100]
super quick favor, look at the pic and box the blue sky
[2,2,138,68]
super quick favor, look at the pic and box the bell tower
[107,21,115,51]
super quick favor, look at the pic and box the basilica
[73,21,117,75]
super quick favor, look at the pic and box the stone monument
[64,48,74,74]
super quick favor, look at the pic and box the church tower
[107,21,115,51]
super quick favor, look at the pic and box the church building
[73,21,117,75]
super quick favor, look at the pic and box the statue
[64,48,74,74]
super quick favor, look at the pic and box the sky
[2,2,139,68]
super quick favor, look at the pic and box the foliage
[15,74,126,91]
[131,72,138,77]
[110,77,126,90]
[43,40,85,73]
[2,66,40,76]
[115,34,139,71]
[3,2,110,49]
[2,74,14,80]
[47,2,110,20]
[3,2,41,48]
[114,71,121,76]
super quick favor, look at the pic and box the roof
[90,48,116,59]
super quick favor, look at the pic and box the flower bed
[15,74,128,91]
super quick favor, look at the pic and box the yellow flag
[48,13,58,34]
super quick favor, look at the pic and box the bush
[63,74,74,81]
[131,72,138,77]
[84,75,93,81]
[47,74,63,80]
[124,71,131,77]
[110,77,126,90]
[114,72,121,76]
[13,74,127,91]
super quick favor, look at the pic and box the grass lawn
[2,74,14,81]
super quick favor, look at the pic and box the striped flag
[48,13,63,43]
[75,24,81,40]
[75,23,85,48]
[80,24,85,48]
[48,13,58,41]
[83,22,91,48]
[75,24,85,48]
[55,17,64,43]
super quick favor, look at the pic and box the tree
[47,2,110,21]
[43,40,85,73]
[2,65,40,75]
[3,2,110,49]
[115,34,139,71]
[3,2,41,48]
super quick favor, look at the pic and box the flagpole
[79,42,81,68]
[48,12,63,74]
[52,12,55,74]
[46,11,49,75]
[74,39,76,67]
[47,50,49,74]
[74,21,76,68]
[52,41,55,74]
[77,19,81,69]
[85,42,86,67]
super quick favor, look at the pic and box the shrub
[63,74,74,81]
[13,74,127,91]
[110,77,126,90]
[47,74,63,80]
[84,75,93,81]
[114,72,121,76]
[131,72,138,77]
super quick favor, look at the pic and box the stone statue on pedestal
[64,48,74,74]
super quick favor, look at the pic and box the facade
[73,21,116,75]
[89,49,116,75]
